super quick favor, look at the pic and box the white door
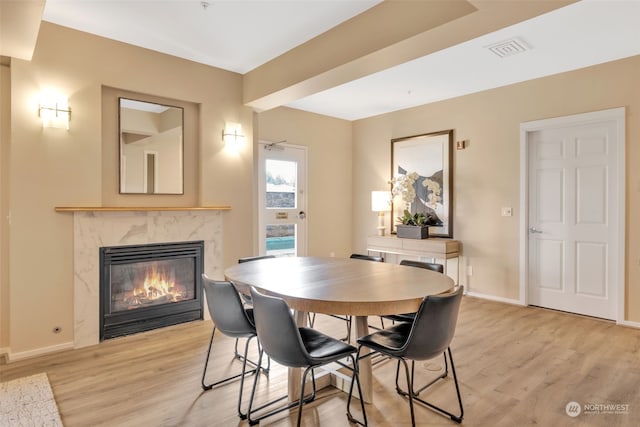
[524,109,624,320]
[258,142,307,257]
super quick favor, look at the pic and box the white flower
[422,178,441,208]
[389,172,419,207]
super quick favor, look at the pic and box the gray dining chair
[348,286,464,426]
[246,287,367,427]
[201,276,268,419]
[233,255,276,355]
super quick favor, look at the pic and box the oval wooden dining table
[224,256,454,403]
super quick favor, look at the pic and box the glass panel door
[259,143,307,257]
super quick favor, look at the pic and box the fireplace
[99,241,204,340]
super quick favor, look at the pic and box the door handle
[529,227,543,234]
[298,211,306,220]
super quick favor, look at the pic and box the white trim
[617,319,640,329]
[519,107,626,322]
[464,291,523,306]
[6,341,74,362]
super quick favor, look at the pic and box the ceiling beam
[0,0,45,61]
[243,0,577,113]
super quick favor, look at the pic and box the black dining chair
[383,259,444,324]
[350,253,384,262]
[246,287,368,427]
[238,255,276,264]
[307,253,384,340]
[333,253,384,340]
[201,276,268,419]
[348,286,464,426]
[399,259,444,272]
[239,255,316,329]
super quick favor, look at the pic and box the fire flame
[140,265,173,298]
[124,263,186,307]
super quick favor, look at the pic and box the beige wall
[4,22,254,355]
[257,107,353,258]
[353,55,640,320]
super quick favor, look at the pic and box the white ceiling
[43,0,640,121]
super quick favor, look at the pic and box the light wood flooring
[2,296,640,426]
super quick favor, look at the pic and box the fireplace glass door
[110,258,195,312]
[100,241,203,340]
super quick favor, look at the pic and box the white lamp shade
[371,191,391,212]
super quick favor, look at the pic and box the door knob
[529,227,543,234]
[298,211,306,220]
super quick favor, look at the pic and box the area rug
[0,373,63,426]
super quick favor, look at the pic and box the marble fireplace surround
[56,207,229,348]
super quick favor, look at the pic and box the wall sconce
[222,123,245,150]
[371,191,392,236]
[39,93,71,129]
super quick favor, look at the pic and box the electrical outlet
[501,207,513,217]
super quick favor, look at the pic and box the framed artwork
[390,129,454,238]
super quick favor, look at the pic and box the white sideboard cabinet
[366,235,461,284]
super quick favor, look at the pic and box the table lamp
[371,191,391,236]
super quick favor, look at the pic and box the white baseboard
[617,319,640,329]
[464,290,522,306]
[7,341,74,363]
[466,292,640,327]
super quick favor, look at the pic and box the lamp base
[376,212,386,236]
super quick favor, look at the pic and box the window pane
[266,159,297,209]
[265,224,296,257]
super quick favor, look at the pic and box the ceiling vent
[485,37,531,58]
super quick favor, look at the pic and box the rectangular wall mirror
[119,98,184,194]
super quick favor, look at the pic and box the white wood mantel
[367,235,461,284]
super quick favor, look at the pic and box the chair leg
[399,358,418,426]
[308,312,316,327]
[201,326,217,390]
[395,348,464,424]
[413,352,448,395]
[201,328,261,419]
[346,351,368,426]
[202,327,258,390]
[394,352,449,396]
[232,336,269,375]
[236,336,257,419]
[246,350,317,426]
[296,366,316,427]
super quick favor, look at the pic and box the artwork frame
[391,129,454,238]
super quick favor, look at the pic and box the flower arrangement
[389,171,443,227]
